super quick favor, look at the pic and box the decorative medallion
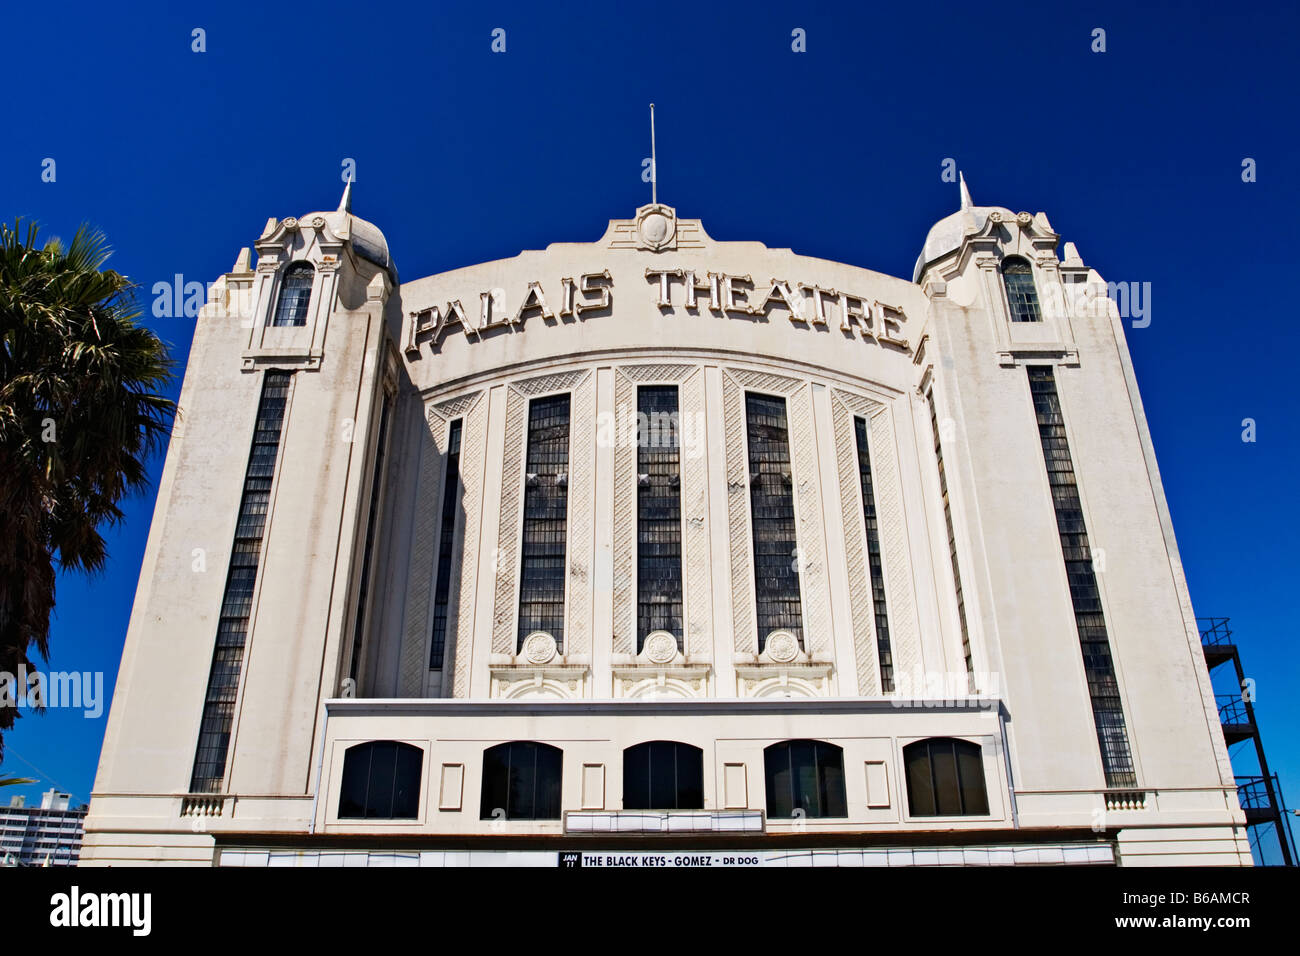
[283,216,298,230]
[643,631,678,665]
[521,631,558,665]
[311,216,326,228]
[1016,212,1032,225]
[635,203,677,252]
[764,630,800,663]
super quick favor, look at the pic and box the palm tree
[0,775,34,787]
[0,219,175,757]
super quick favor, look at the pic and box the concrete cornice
[325,696,1006,719]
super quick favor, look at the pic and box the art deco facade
[82,179,1250,866]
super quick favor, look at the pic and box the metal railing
[1198,617,1234,648]
[1216,694,1252,727]
[1237,775,1276,813]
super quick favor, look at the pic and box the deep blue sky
[4,1,1296,858]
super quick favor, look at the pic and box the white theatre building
[82,178,1250,866]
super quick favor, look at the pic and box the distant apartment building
[1,789,86,866]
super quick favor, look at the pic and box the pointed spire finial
[959,171,973,210]
[649,103,658,206]
[338,177,353,213]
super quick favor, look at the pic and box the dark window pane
[763,740,845,819]
[789,740,816,815]
[1002,257,1041,323]
[337,741,423,819]
[624,744,650,810]
[430,419,464,669]
[480,743,510,820]
[765,747,793,819]
[854,417,894,692]
[746,393,803,649]
[930,741,960,815]
[350,394,393,682]
[676,745,704,810]
[338,744,371,819]
[518,396,571,650]
[637,387,684,649]
[535,744,563,819]
[623,741,703,811]
[956,742,990,815]
[481,741,563,820]
[648,741,675,810]
[905,743,937,817]
[904,738,989,817]
[366,742,398,818]
[272,262,314,327]
[509,746,537,820]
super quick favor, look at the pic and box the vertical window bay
[854,417,894,692]
[429,419,464,670]
[745,392,803,651]
[190,370,291,794]
[636,386,683,650]
[517,394,571,651]
[1027,366,1137,789]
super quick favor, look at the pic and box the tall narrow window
[854,417,894,693]
[349,393,392,683]
[190,370,291,793]
[429,419,463,670]
[517,394,571,651]
[623,741,703,810]
[636,386,683,650]
[903,738,989,817]
[1028,366,1137,789]
[271,262,314,327]
[480,741,563,820]
[746,392,803,650]
[1002,257,1041,323]
[928,390,974,684]
[764,740,847,819]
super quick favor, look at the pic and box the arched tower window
[272,261,314,327]
[338,740,423,819]
[903,737,989,817]
[1001,257,1041,323]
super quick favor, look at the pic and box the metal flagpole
[649,103,657,205]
